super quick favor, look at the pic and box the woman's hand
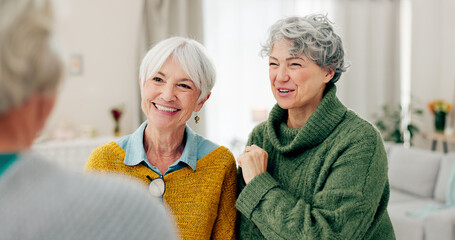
[237,145,268,184]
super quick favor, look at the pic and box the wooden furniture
[421,132,455,153]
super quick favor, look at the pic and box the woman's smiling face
[141,56,206,131]
[269,40,333,115]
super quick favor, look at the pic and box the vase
[114,120,121,136]
[434,112,446,133]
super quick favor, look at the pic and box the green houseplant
[373,104,423,144]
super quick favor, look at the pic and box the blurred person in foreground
[0,0,177,239]
[236,14,396,239]
[85,36,237,240]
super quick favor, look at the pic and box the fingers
[237,145,267,169]
[239,146,256,167]
[237,149,249,167]
[237,153,243,167]
[237,146,253,167]
[236,145,269,184]
[244,144,259,153]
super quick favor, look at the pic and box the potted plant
[111,105,124,136]
[373,104,423,145]
[428,100,452,133]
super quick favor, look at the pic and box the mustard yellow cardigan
[85,142,237,240]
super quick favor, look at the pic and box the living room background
[42,0,455,154]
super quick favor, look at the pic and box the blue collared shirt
[116,121,219,176]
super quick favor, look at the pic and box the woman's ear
[323,67,335,83]
[195,92,211,112]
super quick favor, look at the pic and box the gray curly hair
[261,14,348,84]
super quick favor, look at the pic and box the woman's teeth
[279,89,290,93]
[155,104,178,112]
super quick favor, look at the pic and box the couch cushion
[389,188,423,204]
[388,146,442,198]
[388,199,435,240]
[383,141,397,156]
[434,155,455,202]
[425,208,455,240]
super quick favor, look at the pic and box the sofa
[385,143,455,240]
[32,136,116,172]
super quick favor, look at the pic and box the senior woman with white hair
[0,0,178,239]
[236,14,396,239]
[86,36,237,240]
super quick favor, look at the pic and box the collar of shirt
[117,121,218,175]
[0,153,18,176]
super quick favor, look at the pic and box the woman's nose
[276,66,289,82]
[160,84,176,101]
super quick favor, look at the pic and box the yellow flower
[428,100,452,114]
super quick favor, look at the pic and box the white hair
[0,0,63,114]
[139,37,216,102]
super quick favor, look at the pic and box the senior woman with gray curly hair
[236,14,396,239]
[86,36,237,240]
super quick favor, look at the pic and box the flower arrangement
[428,99,451,132]
[111,105,124,136]
[428,100,452,114]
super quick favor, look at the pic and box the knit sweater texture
[85,144,237,240]
[0,152,178,240]
[236,86,396,240]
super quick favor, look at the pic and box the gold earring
[194,115,200,124]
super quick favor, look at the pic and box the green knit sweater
[236,86,396,240]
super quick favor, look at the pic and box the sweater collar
[0,153,18,176]
[266,85,347,153]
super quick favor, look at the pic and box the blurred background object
[33,0,455,167]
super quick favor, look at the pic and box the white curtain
[137,0,206,134]
[332,0,401,124]
[203,0,401,156]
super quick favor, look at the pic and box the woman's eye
[179,84,192,89]
[290,63,302,67]
[153,77,163,82]
[269,62,278,66]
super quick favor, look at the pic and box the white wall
[412,0,455,134]
[439,0,455,129]
[43,0,143,139]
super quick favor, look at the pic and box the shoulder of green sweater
[85,141,125,170]
[197,146,236,170]
[336,110,387,157]
[341,110,383,140]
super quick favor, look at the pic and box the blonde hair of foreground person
[0,0,178,239]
